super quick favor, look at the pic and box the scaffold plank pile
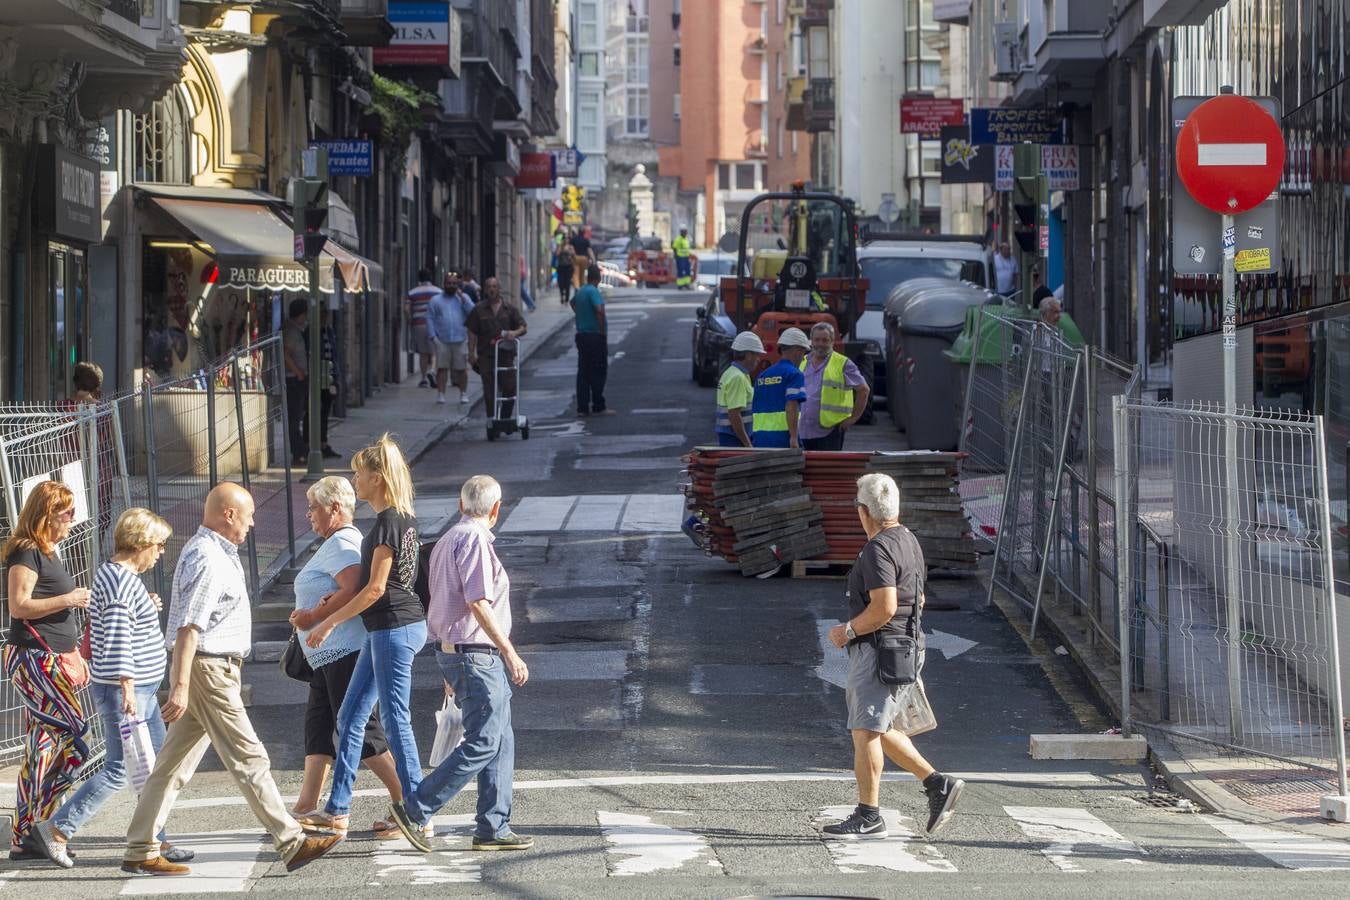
[684,448,976,576]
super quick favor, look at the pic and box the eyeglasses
[56,508,76,521]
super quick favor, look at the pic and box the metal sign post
[1220,211,1243,741]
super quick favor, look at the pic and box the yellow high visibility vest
[672,235,691,257]
[800,351,854,428]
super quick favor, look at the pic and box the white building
[573,0,608,189]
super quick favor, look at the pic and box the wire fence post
[141,379,166,599]
[231,351,261,598]
[276,343,297,564]
[987,326,1038,608]
[80,407,101,569]
[1313,416,1349,799]
[204,368,219,489]
[958,307,983,455]
[1112,394,1133,737]
[1030,351,1082,639]
[0,434,17,523]
[1084,345,1099,624]
[109,401,133,509]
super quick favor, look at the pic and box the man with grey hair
[798,322,869,451]
[822,473,963,840]
[388,475,533,854]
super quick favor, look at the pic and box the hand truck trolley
[486,336,529,441]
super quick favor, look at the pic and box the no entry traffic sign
[1175,93,1285,214]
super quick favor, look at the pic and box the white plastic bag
[428,696,464,768]
[119,716,157,794]
[893,678,938,737]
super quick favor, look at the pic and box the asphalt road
[6,289,1350,898]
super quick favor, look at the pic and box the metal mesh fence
[1113,399,1347,789]
[0,334,300,768]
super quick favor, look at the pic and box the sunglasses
[56,508,76,521]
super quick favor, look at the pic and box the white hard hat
[777,327,811,349]
[731,331,765,353]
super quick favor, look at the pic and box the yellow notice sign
[1235,247,1272,273]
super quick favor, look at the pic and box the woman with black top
[3,480,92,861]
[303,434,424,834]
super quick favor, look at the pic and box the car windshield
[860,256,969,308]
[740,197,852,278]
[698,256,737,276]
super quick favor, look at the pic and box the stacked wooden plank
[866,451,977,572]
[682,448,828,576]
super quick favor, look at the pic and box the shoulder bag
[279,630,313,682]
[873,530,925,686]
[25,620,90,689]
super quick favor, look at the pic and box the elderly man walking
[822,473,963,840]
[798,322,869,451]
[388,475,533,854]
[121,484,341,876]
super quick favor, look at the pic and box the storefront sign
[1040,144,1080,190]
[970,108,1064,145]
[375,2,452,67]
[516,152,556,189]
[994,144,1015,191]
[311,140,373,177]
[939,125,994,183]
[901,97,965,138]
[223,263,311,291]
[35,145,102,243]
[554,147,585,178]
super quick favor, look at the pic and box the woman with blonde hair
[3,481,91,864]
[304,435,424,835]
[39,508,193,866]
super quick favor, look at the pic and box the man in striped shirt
[406,268,441,388]
[122,484,341,876]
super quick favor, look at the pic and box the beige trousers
[124,656,304,863]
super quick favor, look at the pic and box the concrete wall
[834,0,906,216]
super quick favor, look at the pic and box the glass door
[47,241,88,401]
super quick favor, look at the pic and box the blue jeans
[52,682,167,842]
[325,620,427,815]
[406,650,515,839]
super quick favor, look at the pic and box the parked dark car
[691,291,736,387]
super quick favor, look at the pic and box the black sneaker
[821,809,887,840]
[924,775,965,836]
[388,801,432,853]
[471,832,534,851]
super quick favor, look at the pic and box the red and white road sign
[1175,94,1285,214]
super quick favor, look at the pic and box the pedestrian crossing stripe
[1200,815,1350,870]
[118,830,266,895]
[598,811,724,876]
[369,815,481,885]
[501,494,685,533]
[1004,806,1147,872]
[815,806,956,873]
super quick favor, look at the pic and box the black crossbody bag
[873,535,925,686]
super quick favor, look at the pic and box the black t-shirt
[845,525,925,648]
[1033,285,1055,304]
[359,508,424,631]
[4,546,79,652]
[571,235,592,260]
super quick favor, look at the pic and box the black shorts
[305,650,389,759]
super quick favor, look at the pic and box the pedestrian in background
[406,268,440,388]
[570,228,595,291]
[287,476,414,841]
[751,327,809,448]
[460,267,481,305]
[823,473,963,840]
[673,227,693,289]
[3,481,90,865]
[798,322,869,452]
[304,436,425,837]
[282,298,310,466]
[572,264,612,417]
[389,475,532,854]
[122,483,340,875]
[69,361,103,405]
[519,253,536,312]
[44,509,193,866]
[716,332,764,447]
[427,271,476,407]
[555,234,576,306]
[993,241,1018,297]
[466,278,527,423]
[314,308,341,460]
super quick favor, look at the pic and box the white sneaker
[459,394,470,405]
[436,393,447,405]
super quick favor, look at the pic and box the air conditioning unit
[991,22,1020,82]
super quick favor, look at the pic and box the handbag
[279,630,313,682]
[873,542,926,687]
[24,620,90,689]
[119,715,157,794]
[894,678,938,737]
[428,695,465,768]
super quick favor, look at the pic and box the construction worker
[673,227,693,290]
[798,321,869,451]
[751,328,810,449]
[716,332,765,447]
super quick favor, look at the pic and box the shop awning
[137,185,381,294]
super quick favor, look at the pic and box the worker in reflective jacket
[751,328,810,448]
[673,227,693,289]
[716,332,765,447]
[798,322,869,451]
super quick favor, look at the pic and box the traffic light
[293,178,329,259]
[1011,171,1039,254]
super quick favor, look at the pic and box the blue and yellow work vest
[751,360,807,447]
[800,351,854,428]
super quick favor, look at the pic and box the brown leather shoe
[121,856,190,876]
[284,832,342,873]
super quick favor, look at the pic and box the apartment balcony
[1143,0,1229,26]
[801,0,833,25]
[339,0,395,46]
[746,34,767,54]
[785,75,807,131]
[745,134,768,159]
[786,0,807,15]
[804,77,833,133]
[452,0,523,120]
[1020,2,1107,102]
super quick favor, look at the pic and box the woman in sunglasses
[3,480,90,863]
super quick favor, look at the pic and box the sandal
[160,842,195,863]
[296,810,349,836]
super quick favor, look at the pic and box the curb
[986,571,1349,837]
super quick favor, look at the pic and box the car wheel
[695,352,718,388]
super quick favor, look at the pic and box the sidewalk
[256,299,576,595]
[998,569,1350,839]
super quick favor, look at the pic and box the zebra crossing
[500,493,685,533]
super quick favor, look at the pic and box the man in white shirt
[122,484,341,876]
[993,242,1018,297]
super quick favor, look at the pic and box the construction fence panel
[1114,399,1348,790]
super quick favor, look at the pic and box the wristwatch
[844,622,857,641]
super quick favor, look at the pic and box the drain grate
[1139,793,1196,812]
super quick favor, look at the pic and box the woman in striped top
[43,509,194,864]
